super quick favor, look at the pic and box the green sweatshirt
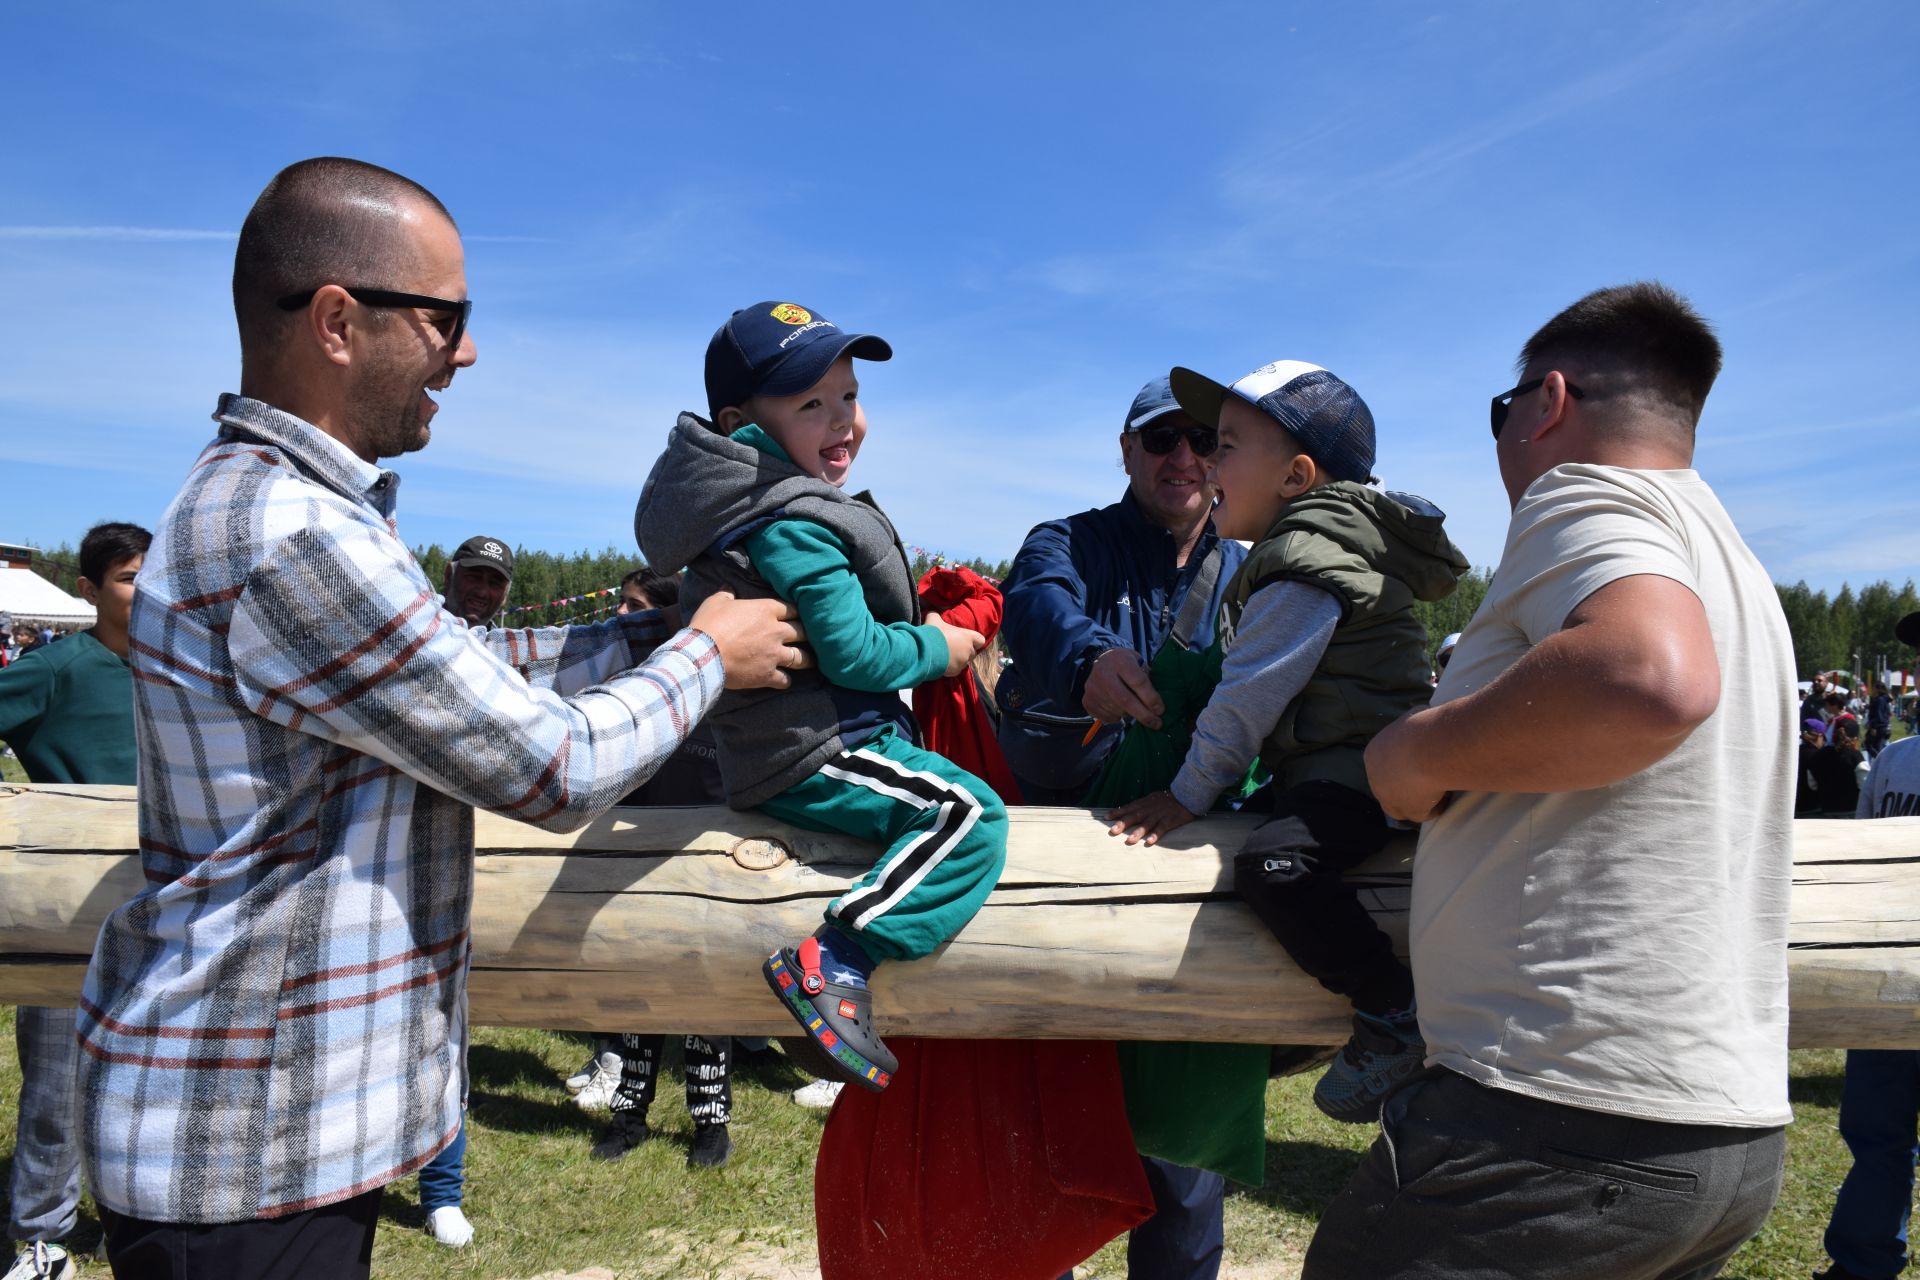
[0,630,137,784]
[732,423,948,693]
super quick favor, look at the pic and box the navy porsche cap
[704,301,892,418]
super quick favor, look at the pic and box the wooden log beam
[3,784,1917,1047]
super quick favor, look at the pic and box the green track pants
[758,727,1008,963]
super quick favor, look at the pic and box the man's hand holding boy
[689,591,811,690]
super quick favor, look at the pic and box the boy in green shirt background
[2,521,149,1280]
[636,301,1005,1097]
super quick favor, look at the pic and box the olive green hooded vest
[1223,482,1468,794]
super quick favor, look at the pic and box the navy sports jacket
[996,491,1243,796]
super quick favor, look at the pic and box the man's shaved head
[1517,281,1723,439]
[232,157,455,362]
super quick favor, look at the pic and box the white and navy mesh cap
[1170,360,1376,483]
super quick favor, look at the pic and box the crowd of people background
[2,626,84,665]
[1793,670,1917,819]
[1,155,1918,1280]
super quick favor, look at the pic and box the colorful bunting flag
[494,543,991,621]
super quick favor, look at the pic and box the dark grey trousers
[1302,1069,1786,1280]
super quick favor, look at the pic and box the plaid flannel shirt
[78,394,723,1223]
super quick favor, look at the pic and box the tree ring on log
[729,836,791,871]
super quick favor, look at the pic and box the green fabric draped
[1084,632,1269,1187]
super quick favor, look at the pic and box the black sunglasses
[277,286,472,353]
[1490,377,1584,439]
[1134,422,1219,457]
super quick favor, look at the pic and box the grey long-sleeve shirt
[1170,580,1341,815]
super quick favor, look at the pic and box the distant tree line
[22,536,1916,682]
[1412,569,1493,664]
[1774,579,1920,684]
[908,553,1015,584]
[21,540,1015,630]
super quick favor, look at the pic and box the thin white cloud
[1236,1,1775,212]
[1717,250,1920,319]
[1769,513,1920,584]
[1036,0,1781,302]
[0,225,234,242]
[1698,406,1920,454]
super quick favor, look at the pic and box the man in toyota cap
[445,533,514,627]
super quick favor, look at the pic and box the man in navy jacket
[998,375,1244,805]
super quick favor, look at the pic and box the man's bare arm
[1365,574,1721,821]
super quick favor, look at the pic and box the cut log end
[728,836,791,872]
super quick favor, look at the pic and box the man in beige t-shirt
[1303,282,1796,1280]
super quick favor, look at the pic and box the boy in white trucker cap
[1108,359,1467,1123]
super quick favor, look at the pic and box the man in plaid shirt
[77,157,804,1278]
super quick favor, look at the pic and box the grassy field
[0,1009,1861,1279]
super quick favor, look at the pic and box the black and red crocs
[762,937,898,1092]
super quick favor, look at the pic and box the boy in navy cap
[1107,360,1467,1122]
[636,301,1005,1093]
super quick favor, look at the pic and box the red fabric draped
[909,567,1023,805]
[815,1040,1154,1280]
[813,567,1152,1280]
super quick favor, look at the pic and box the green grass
[0,1011,1862,1278]
[0,754,25,784]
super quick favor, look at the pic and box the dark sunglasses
[1490,377,1584,439]
[1133,422,1218,457]
[278,286,473,353]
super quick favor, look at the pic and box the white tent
[0,568,95,627]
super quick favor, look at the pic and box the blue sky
[3,1,1915,594]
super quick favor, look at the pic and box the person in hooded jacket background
[635,301,1004,1096]
[1106,360,1468,1126]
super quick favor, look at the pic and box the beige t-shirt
[1412,463,1796,1127]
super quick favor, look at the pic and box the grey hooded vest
[635,413,922,808]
